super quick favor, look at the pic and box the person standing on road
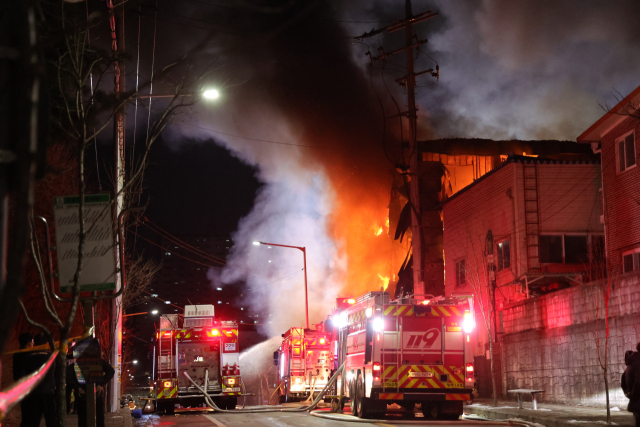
[13,332,34,427]
[22,333,57,427]
[622,342,640,427]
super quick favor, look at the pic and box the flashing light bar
[463,311,475,333]
[347,299,356,304]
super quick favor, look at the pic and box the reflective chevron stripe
[445,393,468,400]
[379,393,403,400]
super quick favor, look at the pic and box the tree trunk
[55,343,68,427]
[489,338,497,406]
[604,366,610,424]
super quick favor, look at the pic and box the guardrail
[0,351,58,424]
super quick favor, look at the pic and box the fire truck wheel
[348,379,358,416]
[420,402,439,419]
[355,375,370,418]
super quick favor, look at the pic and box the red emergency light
[466,363,474,383]
[319,338,326,344]
[163,381,172,388]
[373,362,381,381]
[209,328,220,337]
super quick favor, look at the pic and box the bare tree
[584,245,615,424]
[17,1,216,425]
[456,226,498,406]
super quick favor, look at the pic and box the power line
[140,218,227,265]
[142,219,226,264]
[128,229,222,269]
[182,123,325,149]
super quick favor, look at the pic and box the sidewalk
[64,408,133,427]
[465,398,634,427]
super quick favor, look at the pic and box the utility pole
[107,0,125,412]
[356,1,439,298]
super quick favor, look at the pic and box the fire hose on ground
[184,367,544,427]
[182,362,345,414]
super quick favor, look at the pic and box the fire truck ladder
[158,325,176,385]
[523,160,541,272]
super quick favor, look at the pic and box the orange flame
[378,274,390,291]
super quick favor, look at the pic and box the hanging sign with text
[54,194,116,293]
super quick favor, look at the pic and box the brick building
[440,155,603,398]
[443,155,603,305]
[577,85,640,274]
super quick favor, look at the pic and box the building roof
[577,84,640,143]
[441,154,601,205]
[419,138,594,157]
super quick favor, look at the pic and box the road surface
[134,405,509,427]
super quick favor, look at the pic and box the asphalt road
[134,405,508,427]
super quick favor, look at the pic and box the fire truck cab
[274,324,332,403]
[328,292,475,419]
[154,305,248,414]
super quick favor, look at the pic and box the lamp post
[253,241,309,329]
[135,88,220,99]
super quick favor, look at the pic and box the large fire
[378,274,390,291]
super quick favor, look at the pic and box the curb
[464,405,629,427]
[120,407,133,427]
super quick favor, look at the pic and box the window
[617,131,636,173]
[540,234,600,264]
[623,249,640,273]
[497,240,510,270]
[455,259,466,287]
[564,235,588,264]
[539,235,563,263]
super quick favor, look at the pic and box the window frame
[496,239,511,271]
[539,234,564,264]
[622,248,640,273]
[615,130,637,174]
[538,233,602,265]
[455,258,466,288]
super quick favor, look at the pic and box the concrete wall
[500,271,640,407]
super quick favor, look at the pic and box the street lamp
[122,311,159,317]
[253,241,309,329]
[135,88,220,100]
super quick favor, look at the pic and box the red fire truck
[273,324,332,403]
[327,292,475,419]
[153,305,249,414]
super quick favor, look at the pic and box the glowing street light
[135,88,220,100]
[202,89,220,99]
[133,360,138,365]
[151,310,158,315]
[253,241,309,329]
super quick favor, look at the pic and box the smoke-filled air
[168,0,640,336]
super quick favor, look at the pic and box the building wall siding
[600,116,640,273]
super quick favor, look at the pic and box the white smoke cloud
[175,99,346,337]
